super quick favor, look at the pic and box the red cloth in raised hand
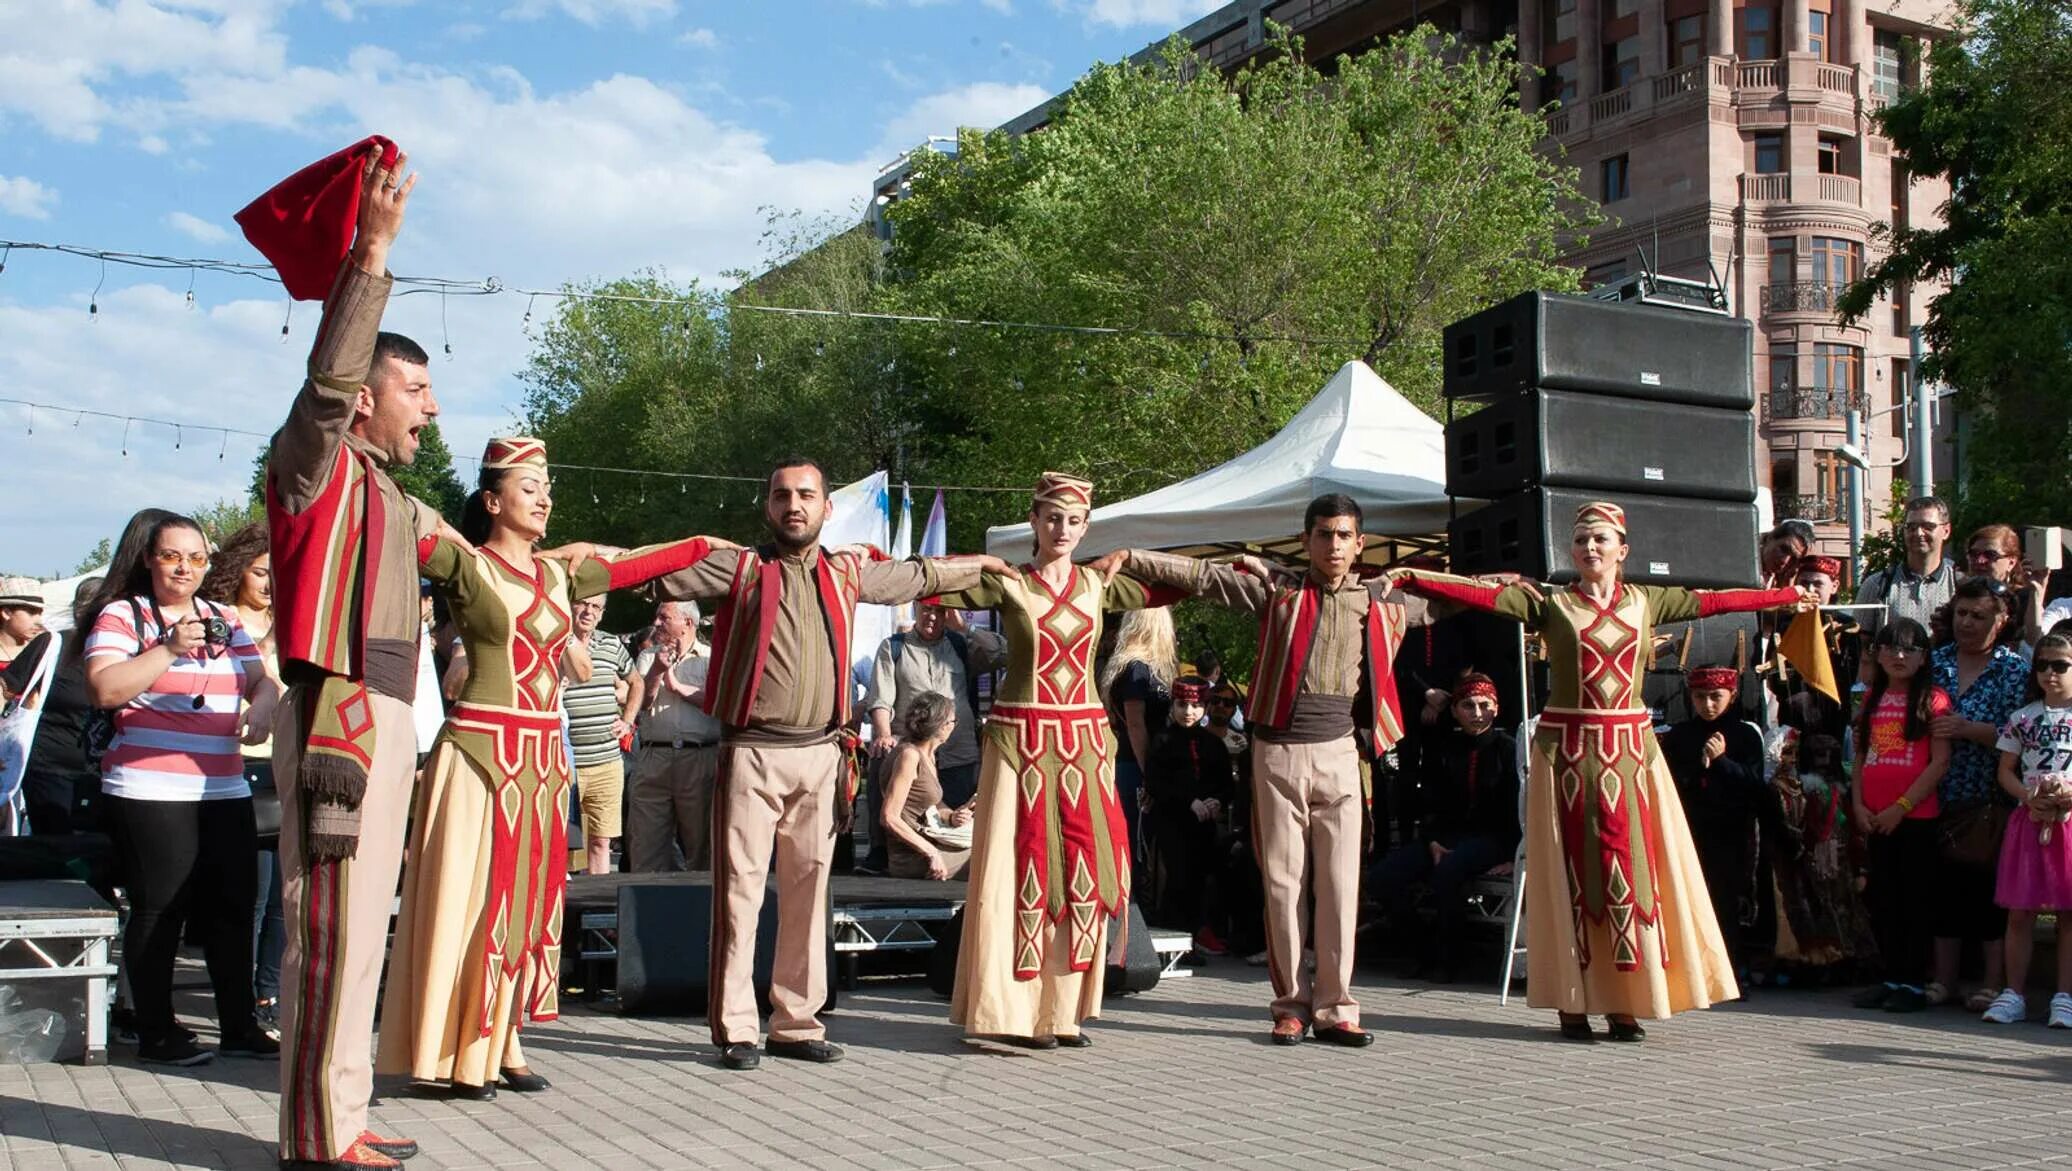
[235,136,398,301]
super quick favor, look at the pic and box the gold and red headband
[1688,666,1740,692]
[1799,555,1844,579]
[1033,471,1094,514]
[1452,678,1499,705]
[1573,500,1627,535]
[482,436,548,473]
[1172,679,1209,704]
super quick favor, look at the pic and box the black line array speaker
[1447,488,1760,589]
[1444,388,1756,502]
[1444,291,1753,408]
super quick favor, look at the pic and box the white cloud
[501,0,678,26]
[165,211,231,243]
[679,26,718,48]
[0,174,58,219]
[873,81,1048,159]
[981,0,1013,12]
[1069,0,1222,29]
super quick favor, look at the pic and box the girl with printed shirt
[1978,632,2072,1029]
[1850,619,1953,1014]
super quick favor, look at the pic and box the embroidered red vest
[701,545,883,729]
[1250,578,1409,764]
[266,441,385,679]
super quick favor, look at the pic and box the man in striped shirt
[561,594,636,875]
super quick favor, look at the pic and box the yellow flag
[1778,611,1839,704]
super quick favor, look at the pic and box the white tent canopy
[985,360,1454,562]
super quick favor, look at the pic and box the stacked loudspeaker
[1442,291,1761,587]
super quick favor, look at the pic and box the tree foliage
[245,421,468,524]
[1840,0,2072,529]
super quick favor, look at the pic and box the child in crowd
[1662,666,1770,982]
[1980,632,2072,1028]
[1850,618,1953,1013]
[1143,676,1236,956]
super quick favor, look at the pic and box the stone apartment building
[875,0,1956,561]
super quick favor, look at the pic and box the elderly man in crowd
[859,602,1005,873]
[625,600,723,872]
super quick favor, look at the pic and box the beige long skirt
[1524,733,1739,1019]
[374,744,534,1085]
[949,746,1106,1039]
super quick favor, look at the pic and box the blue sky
[0,0,1223,575]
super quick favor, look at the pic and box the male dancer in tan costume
[1100,494,1415,1048]
[263,150,444,1169]
[650,459,1004,1068]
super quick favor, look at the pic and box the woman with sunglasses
[80,510,280,1066]
[1927,575,2032,1013]
[1963,524,2048,648]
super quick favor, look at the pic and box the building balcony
[1764,386,1865,424]
[1734,173,1863,208]
[1759,281,1845,314]
[1545,55,1871,146]
[1774,493,1844,523]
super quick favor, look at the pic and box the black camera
[201,615,232,647]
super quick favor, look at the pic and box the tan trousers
[708,740,836,1046]
[1252,736,1363,1029]
[274,690,416,1161]
[626,743,718,872]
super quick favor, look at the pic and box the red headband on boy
[1172,680,1209,704]
[1451,678,1498,704]
[1688,666,1740,691]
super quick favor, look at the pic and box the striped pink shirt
[86,598,260,801]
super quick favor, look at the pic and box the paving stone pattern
[3,965,2070,1170]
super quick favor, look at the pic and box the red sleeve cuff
[1399,573,1502,611]
[417,534,437,565]
[606,537,712,591]
[1697,586,1800,618]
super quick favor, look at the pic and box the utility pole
[1909,325,1933,495]
[1846,407,1865,588]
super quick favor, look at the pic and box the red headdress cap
[1573,500,1627,535]
[1688,665,1740,692]
[1172,679,1210,704]
[236,136,400,301]
[1033,471,1094,514]
[1451,676,1499,704]
[482,436,548,473]
[1799,554,1844,579]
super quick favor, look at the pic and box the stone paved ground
[3,962,2071,1170]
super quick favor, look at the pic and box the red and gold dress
[377,536,711,1085]
[1398,571,1799,1019]
[937,566,1178,1039]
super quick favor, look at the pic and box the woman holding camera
[82,510,279,1066]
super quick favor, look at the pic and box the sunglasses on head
[2036,659,2072,676]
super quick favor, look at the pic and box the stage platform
[564,871,1191,994]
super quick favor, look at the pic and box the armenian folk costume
[1393,502,1802,1021]
[1119,546,1412,1038]
[378,438,717,1090]
[1659,666,1772,977]
[261,246,443,1164]
[939,475,1182,1041]
[646,534,980,1054]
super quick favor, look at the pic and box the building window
[1808,12,1829,61]
[1771,457,1799,498]
[1769,237,1796,286]
[1890,358,1910,438]
[1546,0,1576,46]
[1671,15,1707,68]
[1754,132,1786,174]
[1893,280,1910,336]
[1610,0,1638,16]
[1816,452,1843,504]
[1872,29,1907,102]
[1548,59,1579,106]
[1739,5,1775,59]
[1770,350,1796,395]
[1811,236,1860,285]
[1602,154,1631,202]
[1817,136,1844,175]
[1603,36,1642,91]
[1811,342,1862,412]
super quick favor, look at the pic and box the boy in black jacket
[1144,676,1236,954]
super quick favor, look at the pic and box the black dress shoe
[998,1034,1059,1050]
[1557,1013,1597,1042]
[720,1043,761,1070]
[1312,1025,1377,1048]
[498,1068,551,1093]
[447,1082,496,1101]
[766,1038,845,1064]
[1055,1033,1092,1049]
[1606,1018,1647,1042]
[1269,1020,1307,1046]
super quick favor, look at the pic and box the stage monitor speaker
[1444,291,1753,409]
[1445,388,1755,503]
[926,902,1162,999]
[615,880,837,1017]
[1447,488,1760,588]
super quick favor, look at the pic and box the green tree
[192,497,265,546]
[72,539,112,576]
[1838,0,2072,529]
